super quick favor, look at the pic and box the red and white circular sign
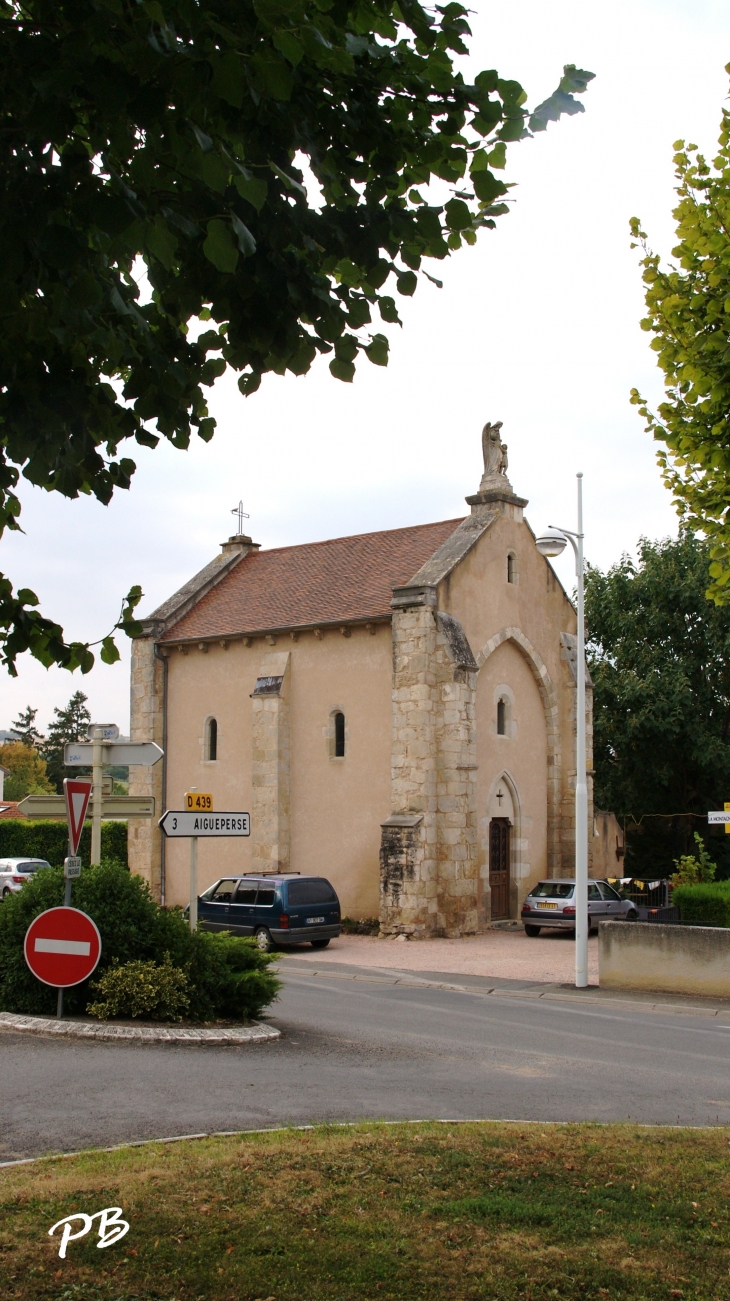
[24,907,102,988]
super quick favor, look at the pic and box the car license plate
[306,916,325,925]
[537,902,558,909]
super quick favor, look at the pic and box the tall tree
[585,531,730,876]
[0,741,53,800]
[9,705,44,749]
[0,0,593,675]
[41,691,91,792]
[630,70,730,604]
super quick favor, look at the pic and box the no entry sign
[24,907,101,988]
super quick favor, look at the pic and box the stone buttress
[380,587,479,938]
[250,651,291,873]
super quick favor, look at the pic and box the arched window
[497,698,506,736]
[334,711,346,758]
[206,717,218,761]
[507,552,516,584]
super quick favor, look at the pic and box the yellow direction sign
[185,792,214,812]
[725,801,730,835]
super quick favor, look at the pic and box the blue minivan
[195,874,341,951]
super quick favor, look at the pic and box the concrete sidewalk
[278,928,599,984]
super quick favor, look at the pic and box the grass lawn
[2,1121,729,1300]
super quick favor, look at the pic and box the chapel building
[128,423,597,934]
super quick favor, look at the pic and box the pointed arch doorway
[489,817,511,920]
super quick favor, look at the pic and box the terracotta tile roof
[162,518,464,641]
[0,801,26,819]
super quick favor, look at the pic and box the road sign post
[159,809,250,931]
[59,778,92,1016]
[189,836,198,932]
[91,727,103,866]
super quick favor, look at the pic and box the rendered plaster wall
[158,639,257,903]
[475,637,548,915]
[289,623,392,920]
[599,921,730,997]
[136,625,391,918]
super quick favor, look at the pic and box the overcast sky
[3,0,729,736]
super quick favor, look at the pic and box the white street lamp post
[536,474,588,989]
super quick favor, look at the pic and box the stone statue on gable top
[479,420,512,492]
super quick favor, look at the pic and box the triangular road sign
[63,779,93,855]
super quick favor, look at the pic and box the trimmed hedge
[672,881,730,927]
[0,861,280,1021]
[0,819,127,866]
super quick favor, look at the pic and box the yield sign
[24,907,101,988]
[63,779,92,854]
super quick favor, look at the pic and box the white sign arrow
[64,742,164,767]
[708,811,730,824]
[159,810,250,838]
[19,795,156,818]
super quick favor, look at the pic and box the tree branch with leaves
[630,67,730,603]
[0,0,593,672]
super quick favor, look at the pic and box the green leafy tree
[585,531,730,875]
[9,705,43,749]
[41,690,91,792]
[0,741,53,800]
[0,0,593,675]
[630,69,730,604]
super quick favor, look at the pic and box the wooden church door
[489,818,511,920]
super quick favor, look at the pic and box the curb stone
[0,1011,280,1044]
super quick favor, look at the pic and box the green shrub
[669,832,717,888]
[87,956,191,1021]
[0,818,127,866]
[0,860,281,1022]
[185,929,282,1022]
[672,880,730,927]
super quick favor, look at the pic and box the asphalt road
[3,962,730,1161]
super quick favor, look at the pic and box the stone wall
[599,921,730,998]
[380,597,479,937]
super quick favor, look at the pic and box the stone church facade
[128,425,595,934]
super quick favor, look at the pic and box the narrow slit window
[334,711,346,758]
[207,717,218,761]
[507,553,516,584]
[497,699,506,736]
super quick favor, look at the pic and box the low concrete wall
[599,921,730,998]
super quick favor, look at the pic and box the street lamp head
[535,526,568,558]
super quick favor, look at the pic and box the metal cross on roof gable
[231,501,250,535]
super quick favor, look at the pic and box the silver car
[521,878,638,936]
[0,857,51,899]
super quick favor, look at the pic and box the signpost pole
[91,727,103,865]
[189,837,198,933]
[58,823,74,1022]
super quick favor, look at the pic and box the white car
[0,857,51,898]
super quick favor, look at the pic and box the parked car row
[0,860,642,949]
[521,878,639,936]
